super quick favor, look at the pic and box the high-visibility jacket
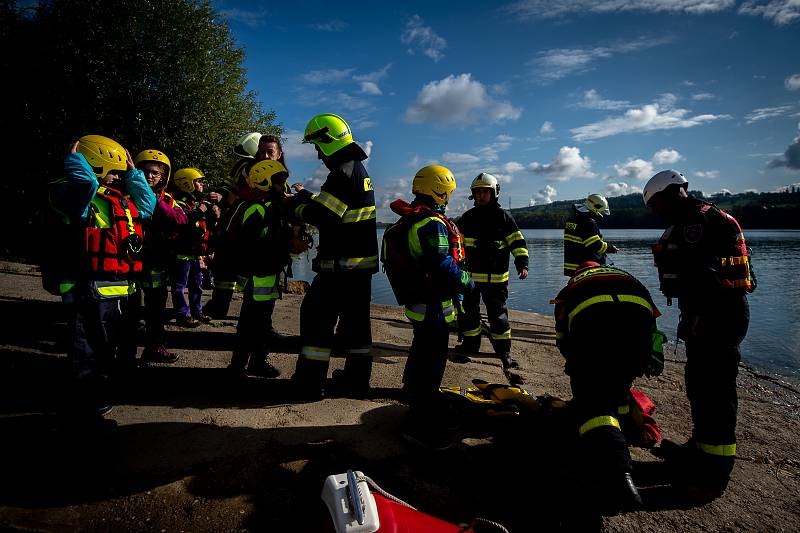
[652,197,754,309]
[228,195,290,301]
[171,191,209,257]
[456,202,529,284]
[563,207,612,276]
[553,265,660,372]
[293,155,378,274]
[386,199,471,324]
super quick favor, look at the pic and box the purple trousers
[172,258,203,319]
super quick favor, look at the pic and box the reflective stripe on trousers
[578,415,621,436]
[405,299,456,323]
[301,345,332,362]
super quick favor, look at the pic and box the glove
[644,329,667,377]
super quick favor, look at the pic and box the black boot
[227,351,249,377]
[290,358,328,400]
[247,353,281,378]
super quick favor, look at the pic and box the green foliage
[511,191,800,229]
[4,0,279,259]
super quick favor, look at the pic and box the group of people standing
[44,111,753,515]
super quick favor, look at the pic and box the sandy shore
[0,263,798,531]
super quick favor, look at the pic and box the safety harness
[85,186,144,277]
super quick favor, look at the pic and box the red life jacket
[85,186,144,277]
[173,196,210,256]
[380,199,464,305]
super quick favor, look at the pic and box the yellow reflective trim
[617,405,630,415]
[295,203,307,219]
[96,285,130,298]
[504,231,524,246]
[583,235,601,246]
[511,247,529,258]
[617,294,654,315]
[597,240,608,254]
[463,237,477,247]
[59,282,76,294]
[342,205,376,223]
[463,327,482,337]
[470,272,489,283]
[312,190,348,217]
[215,280,236,290]
[301,345,331,361]
[490,329,512,340]
[469,272,509,283]
[338,255,379,269]
[567,295,614,330]
[564,262,578,271]
[405,304,426,322]
[579,415,620,436]
[564,234,583,244]
[696,442,737,457]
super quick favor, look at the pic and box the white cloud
[218,8,269,27]
[309,19,348,31]
[692,92,716,101]
[362,140,373,161]
[713,188,733,196]
[653,148,683,164]
[281,129,318,161]
[359,82,382,95]
[404,73,522,125]
[503,161,525,173]
[605,182,642,197]
[578,89,630,110]
[496,134,515,142]
[504,0,735,19]
[401,15,447,62]
[301,68,356,85]
[442,152,481,164]
[476,139,512,162]
[774,182,800,192]
[785,74,800,91]
[744,105,794,123]
[302,165,329,189]
[738,0,800,26]
[526,146,594,181]
[768,128,800,170]
[682,80,696,87]
[695,170,721,178]
[615,158,654,181]
[407,155,420,169]
[353,64,392,83]
[530,185,558,205]
[540,121,554,134]
[531,37,671,81]
[571,100,729,141]
[494,174,514,184]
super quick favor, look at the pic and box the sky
[215,0,800,220]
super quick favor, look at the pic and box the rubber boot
[290,357,328,400]
[331,357,372,398]
[247,352,281,378]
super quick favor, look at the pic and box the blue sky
[216,0,800,220]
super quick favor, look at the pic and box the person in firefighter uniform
[563,193,618,277]
[554,262,663,513]
[644,170,753,502]
[455,173,528,370]
[386,165,474,450]
[289,113,378,399]
[46,135,156,427]
[226,160,292,378]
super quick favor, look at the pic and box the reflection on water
[289,229,800,380]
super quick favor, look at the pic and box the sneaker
[141,345,179,364]
[246,358,281,378]
[193,313,213,324]
[176,316,200,328]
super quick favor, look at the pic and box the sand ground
[0,263,798,532]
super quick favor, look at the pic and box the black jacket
[456,202,528,283]
[563,207,612,276]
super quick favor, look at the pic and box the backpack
[380,217,420,305]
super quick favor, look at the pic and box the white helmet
[469,172,499,199]
[643,170,688,206]
[234,132,262,158]
[583,193,610,217]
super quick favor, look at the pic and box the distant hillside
[510,190,800,229]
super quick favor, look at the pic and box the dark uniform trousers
[682,294,749,482]
[403,305,451,420]
[230,286,277,369]
[460,281,510,354]
[120,283,169,356]
[297,271,373,384]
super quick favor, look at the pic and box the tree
[4,0,279,260]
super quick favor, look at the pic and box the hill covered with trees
[510,189,800,229]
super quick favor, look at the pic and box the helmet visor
[303,127,332,144]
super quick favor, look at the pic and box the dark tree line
[2,0,279,261]
[510,191,800,230]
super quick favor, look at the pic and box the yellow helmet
[234,131,261,158]
[246,160,289,192]
[173,167,205,194]
[412,165,456,206]
[77,135,127,179]
[303,113,354,157]
[134,149,172,187]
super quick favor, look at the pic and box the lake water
[289,229,800,382]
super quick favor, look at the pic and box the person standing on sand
[644,170,753,503]
[454,172,529,372]
[382,165,474,450]
[563,193,618,277]
[289,113,378,399]
[46,135,156,429]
